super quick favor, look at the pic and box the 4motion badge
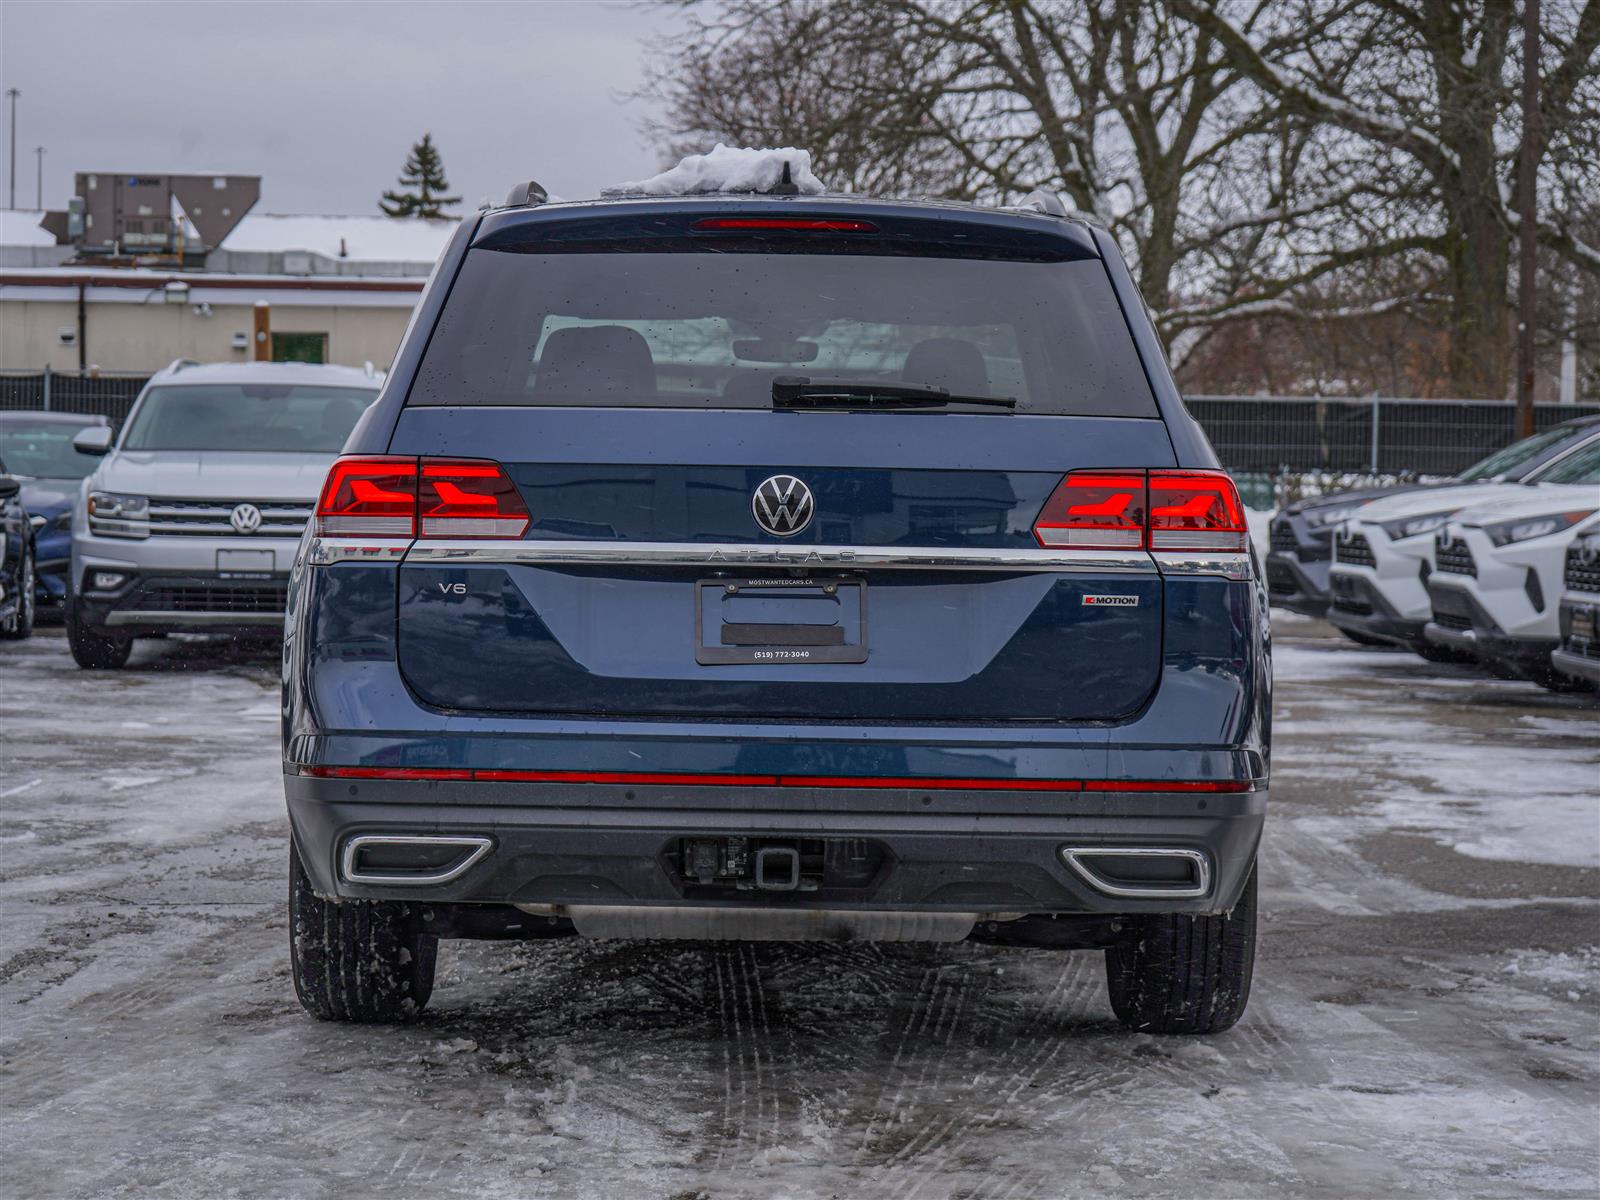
[1082,594,1140,607]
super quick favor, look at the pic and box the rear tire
[289,838,438,1023]
[0,545,34,640]
[1105,863,1257,1035]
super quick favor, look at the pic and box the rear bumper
[285,773,1266,918]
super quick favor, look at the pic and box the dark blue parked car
[283,183,1271,1034]
[0,412,108,611]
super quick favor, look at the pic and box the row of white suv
[1323,432,1600,691]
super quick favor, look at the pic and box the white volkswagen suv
[67,360,379,668]
[1423,439,1600,688]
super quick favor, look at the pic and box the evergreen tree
[379,133,461,219]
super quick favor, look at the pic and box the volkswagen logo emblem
[751,474,814,537]
[229,503,263,535]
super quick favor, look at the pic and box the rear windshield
[409,250,1158,417]
[122,385,377,453]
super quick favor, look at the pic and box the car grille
[1334,531,1376,568]
[1434,537,1476,576]
[1331,594,1374,616]
[136,582,289,613]
[1565,543,1600,593]
[146,498,313,538]
[1270,523,1299,555]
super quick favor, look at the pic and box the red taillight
[420,460,531,538]
[1033,468,1246,552]
[692,217,878,232]
[1033,471,1148,549]
[316,456,418,537]
[315,456,529,540]
[1148,470,1248,552]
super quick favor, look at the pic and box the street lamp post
[5,88,18,211]
[35,145,45,210]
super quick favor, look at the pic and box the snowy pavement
[1,617,1597,1199]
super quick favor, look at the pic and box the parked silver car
[67,360,379,668]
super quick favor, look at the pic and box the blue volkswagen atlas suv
[283,184,1271,1035]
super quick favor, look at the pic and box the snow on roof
[150,360,381,385]
[602,144,825,198]
[0,210,57,247]
[219,213,456,263]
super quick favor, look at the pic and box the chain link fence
[3,372,1596,479]
[1186,395,1600,476]
[0,370,150,429]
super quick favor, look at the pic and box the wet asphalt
[1,616,1596,1199]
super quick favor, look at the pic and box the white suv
[1326,432,1600,659]
[1552,515,1600,689]
[67,360,379,668]
[1422,440,1600,687]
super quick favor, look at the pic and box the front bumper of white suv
[71,500,310,635]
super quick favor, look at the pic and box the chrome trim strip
[305,539,411,566]
[341,834,494,886]
[1152,551,1253,580]
[1058,846,1212,900]
[105,610,285,627]
[399,539,1156,573]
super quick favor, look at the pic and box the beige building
[1,209,454,373]
[0,269,423,372]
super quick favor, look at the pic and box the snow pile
[602,144,825,197]
[220,213,456,263]
[0,209,57,247]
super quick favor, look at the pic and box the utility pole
[34,146,44,210]
[5,88,18,211]
[1516,0,1540,434]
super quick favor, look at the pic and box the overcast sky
[0,0,682,214]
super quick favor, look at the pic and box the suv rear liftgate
[282,186,1269,1035]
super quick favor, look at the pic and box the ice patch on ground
[1503,946,1599,999]
[1272,645,1600,868]
[603,144,825,197]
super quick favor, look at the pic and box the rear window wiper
[771,376,1017,411]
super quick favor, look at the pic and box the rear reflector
[315,456,529,540]
[693,217,878,233]
[1033,468,1246,552]
[300,765,1253,792]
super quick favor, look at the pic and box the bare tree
[646,0,1600,396]
[645,2,1337,337]
[1172,0,1600,397]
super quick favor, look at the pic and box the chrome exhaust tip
[340,834,493,885]
[1059,846,1212,899]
